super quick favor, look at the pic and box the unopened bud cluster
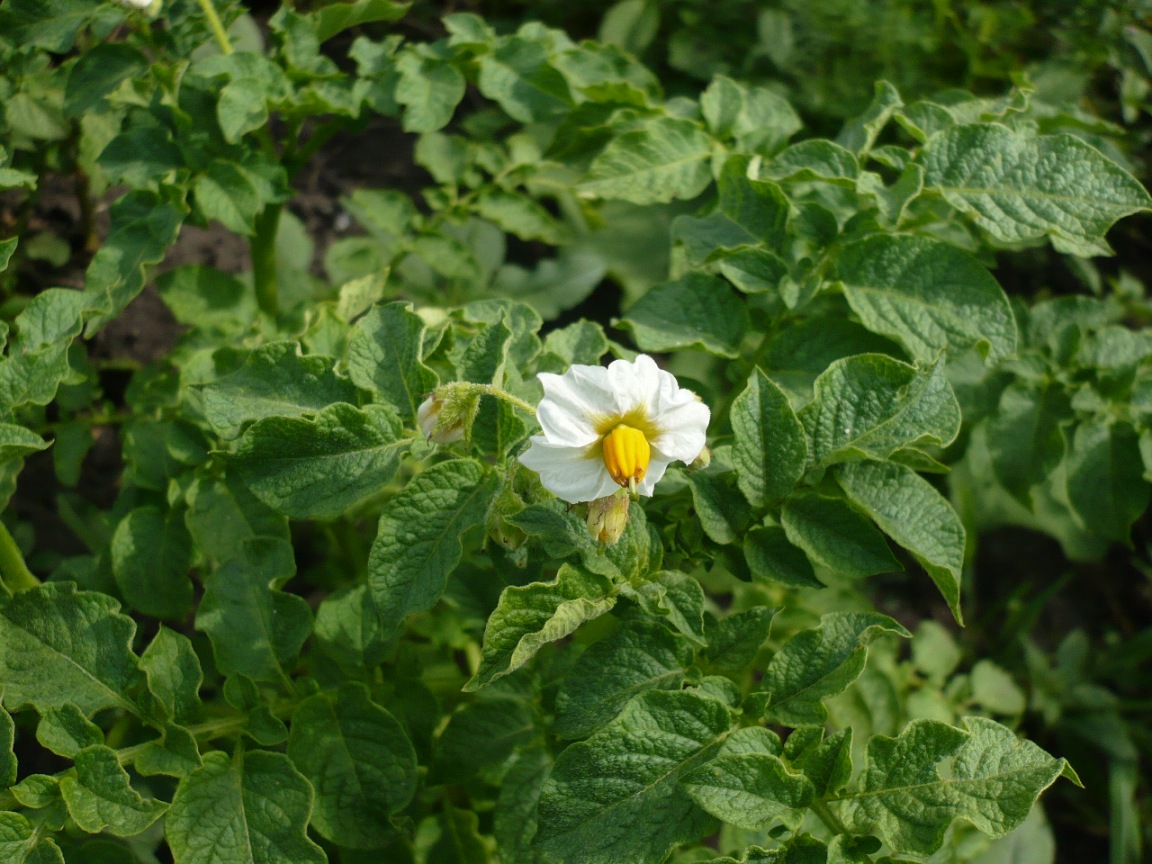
[586,489,631,545]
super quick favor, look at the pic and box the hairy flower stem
[195,0,234,55]
[0,518,39,592]
[444,382,537,417]
[251,204,283,318]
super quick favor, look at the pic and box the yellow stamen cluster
[601,424,651,493]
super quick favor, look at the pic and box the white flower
[518,354,710,503]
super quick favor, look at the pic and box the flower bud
[690,445,711,470]
[586,489,631,545]
[417,393,467,444]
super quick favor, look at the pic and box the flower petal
[634,455,674,496]
[518,437,619,503]
[536,366,615,447]
[606,354,662,416]
[650,396,710,462]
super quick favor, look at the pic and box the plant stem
[195,0,233,55]
[0,518,38,593]
[450,382,537,416]
[251,204,283,318]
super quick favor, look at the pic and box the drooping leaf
[367,459,496,639]
[836,460,965,623]
[836,234,1016,362]
[167,750,325,864]
[58,746,167,837]
[535,689,731,864]
[921,124,1152,256]
[287,683,418,849]
[466,564,617,691]
[844,716,1073,856]
[731,368,809,508]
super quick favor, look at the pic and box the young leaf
[110,506,194,620]
[731,368,809,508]
[35,704,102,758]
[835,460,965,623]
[579,115,713,204]
[185,473,290,567]
[228,403,404,520]
[466,564,617,691]
[800,356,960,468]
[985,381,1070,506]
[0,583,144,717]
[395,45,466,133]
[681,752,815,830]
[620,570,706,645]
[167,750,325,864]
[313,584,391,672]
[921,124,1152,256]
[196,538,312,685]
[347,301,439,421]
[700,75,801,154]
[312,0,410,42]
[535,689,732,864]
[619,272,750,358]
[780,494,902,580]
[287,683,418,849]
[367,458,496,639]
[1064,418,1149,543]
[477,34,574,123]
[0,425,49,461]
[554,620,694,739]
[836,234,1016,362]
[843,716,1072,856]
[140,627,203,724]
[198,342,360,440]
[58,746,167,836]
[757,611,911,726]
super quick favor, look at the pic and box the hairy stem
[195,0,233,55]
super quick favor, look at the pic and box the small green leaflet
[0,424,49,462]
[535,689,731,864]
[618,272,750,358]
[681,752,814,830]
[731,368,808,508]
[780,494,902,580]
[842,716,1075,856]
[701,606,778,675]
[0,583,145,717]
[167,750,325,864]
[35,704,102,758]
[756,611,910,725]
[311,0,410,42]
[836,234,1017,363]
[619,570,707,645]
[228,402,404,520]
[395,45,466,133]
[367,458,496,639]
[921,124,1152,256]
[433,697,538,783]
[58,745,167,836]
[0,811,63,864]
[800,355,960,468]
[346,301,439,421]
[836,460,965,623]
[700,75,801,154]
[287,683,418,849]
[1063,418,1149,543]
[198,341,360,440]
[476,34,574,123]
[140,627,203,724]
[110,506,194,620]
[579,115,714,205]
[495,745,552,864]
[466,564,617,691]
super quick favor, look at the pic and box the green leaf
[985,382,1070,506]
[156,265,257,334]
[313,584,390,672]
[536,689,731,864]
[687,471,752,545]
[466,564,616,691]
[0,703,15,787]
[58,746,167,836]
[192,159,287,236]
[196,538,312,685]
[312,0,409,41]
[98,126,185,186]
[185,473,289,566]
[681,752,815,830]
[970,660,1026,715]
[921,124,1152,256]
[140,627,202,724]
[836,460,965,623]
[347,301,439,422]
[781,494,902,580]
[618,272,749,358]
[758,611,911,726]
[35,704,102,758]
[701,606,778,675]
[0,583,144,717]
[744,526,822,588]
[167,750,325,864]
[495,744,552,864]
[110,506,193,620]
[554,620,693,739]
[434,697,538,783]
[0,424,49,462]
[700,75,802,154]
[844,716,1071,856]
[0,238,17,272]
[475,188,565,244]
[287,683,418,849]
[732,369,809,507]
[477,35,573,123]
[228,403,404,521]
[199,341,360,440]
[0,0,102,52]
[1064,418,1148,543]
[763,140,860,184]
[132,724,202,779]
[620,570,706,646]
[395,46,466,133]
[579,115,713,205]
[837,81,903,155]
[793,727,853,797]
[836,234,1016,362]
[801,356,960,468]
[64,43,149,117]
[367,458,496,639]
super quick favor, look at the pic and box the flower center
[601,424,651,493]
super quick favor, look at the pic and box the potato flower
[518,354,710,503]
